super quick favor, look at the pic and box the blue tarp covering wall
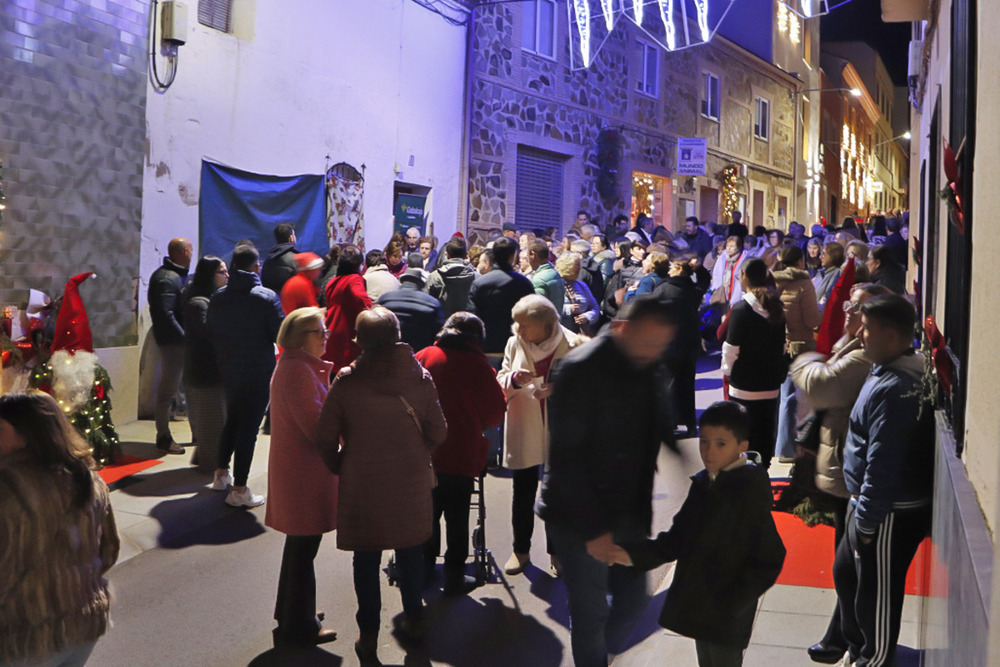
[199,161,328,261]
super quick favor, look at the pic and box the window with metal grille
[701,72,720,120]
[515,146,564,234]
[198,0,232,33]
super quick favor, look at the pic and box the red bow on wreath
[924,315,954,396]
[941,139,964,234]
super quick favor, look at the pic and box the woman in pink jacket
[265,307,338,647]
[316,307,447,666]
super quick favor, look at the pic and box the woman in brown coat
[0,392,119,666]
[266,307,338,647]
[316,307,447,666]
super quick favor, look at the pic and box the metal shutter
[198,0,232,32]
[515,146,564,233]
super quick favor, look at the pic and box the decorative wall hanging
[326,162,366,252]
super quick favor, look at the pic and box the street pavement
[88,352,925,666]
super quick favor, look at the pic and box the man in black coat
[469,237,534,354]
[208,244,284,508]
[148,237,192,454]
[653,260,712,435]
[882,217,909,268]
[678,216,714,261]
[377,268,444,353]
[260,222,299,296]
[537,295,679,667]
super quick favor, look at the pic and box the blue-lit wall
[0,0,147,348]
[716,0,774,63]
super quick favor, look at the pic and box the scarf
[522,324,565,363]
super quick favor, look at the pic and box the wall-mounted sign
[676,137,708,176]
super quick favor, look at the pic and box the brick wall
[0,0,148,348]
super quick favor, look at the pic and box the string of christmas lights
[722,164,741,223]
[29,360,121,466]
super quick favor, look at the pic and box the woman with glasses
[266,307,339,647]
[182,255,229,474]
[789,282,891,663]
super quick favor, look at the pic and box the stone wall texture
[0,0,147,348]
[468,4,797,243]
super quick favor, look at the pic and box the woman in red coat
[414,312,507,595]
[322,245,373,370]
[265,306,338,647]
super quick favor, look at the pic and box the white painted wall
[133,0,467,412]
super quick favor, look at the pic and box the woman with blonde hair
[0,392,120,666]
[316,306,446,665]
[498,294,587,577]
[555,252,599,335]
[267,307,338,647]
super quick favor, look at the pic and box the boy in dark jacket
[616,401,785,667]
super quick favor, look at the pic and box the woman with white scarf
[497,294,586,577]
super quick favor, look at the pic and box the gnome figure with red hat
[28,273,122,466]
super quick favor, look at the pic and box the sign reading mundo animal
[676,137,708,176]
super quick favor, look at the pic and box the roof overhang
[881,0,930,22]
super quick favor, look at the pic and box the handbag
[788,409,826,494]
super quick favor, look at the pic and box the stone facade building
[466,0,808,243]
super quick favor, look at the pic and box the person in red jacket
[280,252,323,313]
[322,245,373,370]
[414,312,506,595]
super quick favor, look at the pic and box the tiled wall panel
[0,0,148,347]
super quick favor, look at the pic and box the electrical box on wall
[161,1,188,45]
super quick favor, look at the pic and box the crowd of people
[2,206,929,667]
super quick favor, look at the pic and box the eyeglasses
[842,301,861,313]
[305,328,328,337]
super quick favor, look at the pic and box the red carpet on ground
[772,510,937,596]
[98,456,161,485]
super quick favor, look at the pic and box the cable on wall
[148,0,179,91]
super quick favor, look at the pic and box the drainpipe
[457,5,476,237]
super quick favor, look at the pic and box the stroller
[387,472,494,587]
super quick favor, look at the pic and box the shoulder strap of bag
[398,395,423,436]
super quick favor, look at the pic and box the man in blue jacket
[208,244,284,508]
[833,294,933,667]
[537,295,679,667]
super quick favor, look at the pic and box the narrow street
[89,352,924,666]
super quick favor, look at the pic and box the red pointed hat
[51,273,95,353]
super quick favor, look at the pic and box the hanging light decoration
[600,0,615,30]
[632,0,643,24]
[573,0,592,67]
[657,0,676,51]
[693,0,710,42]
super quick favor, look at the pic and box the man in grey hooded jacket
[425,238,477,317]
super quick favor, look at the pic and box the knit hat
[502,222,517,233]
[294,252,323,272]
[51,273,95,353]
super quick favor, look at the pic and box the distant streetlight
[873,132,912,148]
[789,87,863,99]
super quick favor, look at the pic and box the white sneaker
[211,470,233,491]
[225,486,265,508]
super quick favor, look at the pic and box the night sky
[821,0,912,85]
